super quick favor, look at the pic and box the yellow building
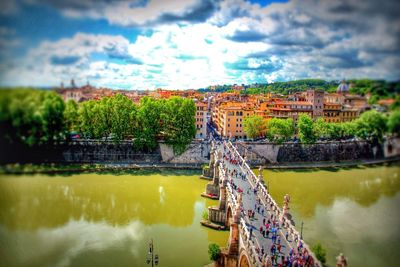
[323,103,341,123]
[195,100,208,139]
[212,102,254,139]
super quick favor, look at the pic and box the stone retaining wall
[1,138,398,165]
[235,138,400,164]
[159,140,210,164]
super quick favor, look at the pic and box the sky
[0,0,399,90]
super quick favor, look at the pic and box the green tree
[243,115,266,139]
[109,94,137,142]
[355,110,387,142]
[342,121,357,138]
[64,99,79,132]
[162,97,196,155]
[2,89,65,145]
[266,118,294,143]
[313,118,330,138]
[387,110,400,136]
[390,95,400,110]
[78,100,97,138]
[297,114,316,144]
[208,243,221,261]
[135,97,163,151]
[311,242,326,265]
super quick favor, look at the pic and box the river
[0,164,399,267]
[258,163,400,267]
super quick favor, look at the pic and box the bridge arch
[238,249,251,267]
[225,204,233,227]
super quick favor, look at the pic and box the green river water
[0,164,399,267]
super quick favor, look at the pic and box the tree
[162,97,196,155]
[78,100,97,139]
[109,94,137,143]
[387,110,400,136]
[64,99,79,132]
[341,121,357,138]
[297,114,316,144]
[135,97,164,151]
[311,242,326,265]
[208,243,221,261]
[243,115,266,139]
[266,118,294,143]
[355,110,387,142]
[1,89,65,146]
[313,118,330,139]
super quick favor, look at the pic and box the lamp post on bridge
[300,221,304,240]
[146,239,159,267]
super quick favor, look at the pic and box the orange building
[213,102,255,139]
[195,100,208,139]
[323,103,341,123]
[268,100,313,122]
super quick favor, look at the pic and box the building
[268,100,313,122]
[195,100,208,139]
[337,80,350,94]
[323,103,342,123]
[305,89,324,118]
[212,102,254,139]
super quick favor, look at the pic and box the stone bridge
[201,140,326,267]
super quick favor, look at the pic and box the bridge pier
[202,145,221,199]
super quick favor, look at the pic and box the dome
[337,80,349,93]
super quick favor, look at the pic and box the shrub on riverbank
[208,243,221,261]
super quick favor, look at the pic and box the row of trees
[243,110,400,144]
[0,89,196,154]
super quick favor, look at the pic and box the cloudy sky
[0,0,399,89]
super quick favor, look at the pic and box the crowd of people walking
[215,140,320,267]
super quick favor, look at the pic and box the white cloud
[0,0,399,88]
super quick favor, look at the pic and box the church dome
[337,80,349,93]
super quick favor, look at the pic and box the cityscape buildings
[57,80,373,139]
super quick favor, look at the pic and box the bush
[311,242,326,265]
[202,164,210,171]
[208,243,221,261]
[202,210,209,220]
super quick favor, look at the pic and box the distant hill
[200,79,400,105]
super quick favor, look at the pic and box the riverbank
[0,163,203,175]
[264,156,400,169]
[1,156,399,175]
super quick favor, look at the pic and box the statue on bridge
[257,166,264,187]
[336,253,348,267]
[283,194,290,216]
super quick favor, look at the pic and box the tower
[306,89,324,119]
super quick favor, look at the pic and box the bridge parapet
[226,140,322,267]
[202,140,323,266]
[239,218,263,266]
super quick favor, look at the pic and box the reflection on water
[258,163,400,267]
[0,171,229,267]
